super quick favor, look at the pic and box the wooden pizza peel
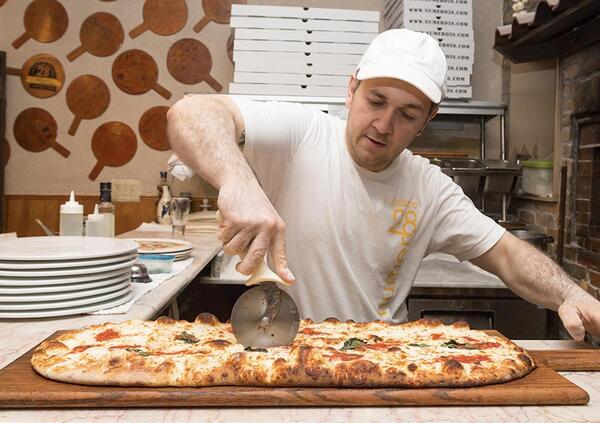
[129,0,188,38]
[0,332,594,408]
[12,0,68,49]
[6,53,65,98]
[65,74,110,136]
[88,121,137,181]
[138,105,170,151]
[112,49,172,99]
[167,38,223,92]
[67,12,124,62]
[13,107,70,158]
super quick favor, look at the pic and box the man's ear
[345,73,360,108]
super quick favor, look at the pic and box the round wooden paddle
[66,75,110,136]
[12,0,69,49]
[67,12,124,62]
[13,108,70,158]
[112,49,172,99]
[89,122,137,181]
[167,39,223,92]
[129,0,188,38]
[6,53,65,98]
[194,0,231,33]
[139,106,170,151]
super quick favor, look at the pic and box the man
[167,29,600,341]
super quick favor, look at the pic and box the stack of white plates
[0,237,138,318]
[133,238,193,261]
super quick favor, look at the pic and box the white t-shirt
[231,97,505,323]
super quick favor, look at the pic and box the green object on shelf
[522,159,553,169]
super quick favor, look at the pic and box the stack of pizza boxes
[383,0,474,100]
[229,5,380,98]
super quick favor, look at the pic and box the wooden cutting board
[529,350,600,372]
[0,335,590,408]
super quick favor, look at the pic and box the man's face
[345,77,436,172]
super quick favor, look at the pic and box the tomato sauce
[430,333,443,340]
[324,352,362,361]
[449,354,491,363]
[475,342,501,349]
[299,328,324,335]
[95,329,120,342]
[73,345,92,353]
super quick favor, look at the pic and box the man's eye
[368,99,383,107]
[399,111,415,121]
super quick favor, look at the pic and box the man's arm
[166,95,295,283]
[471,232,600,340]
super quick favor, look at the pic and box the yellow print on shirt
[377,201,419,318]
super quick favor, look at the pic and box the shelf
[512,194,559,203]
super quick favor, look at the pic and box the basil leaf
[245,346,268,352]
[126,348,150,357]
[175,331,199,344]
[340,338,366,351]
[408,343,429,347]
[441,339,464,349]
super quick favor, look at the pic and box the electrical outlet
[112,178,140,202]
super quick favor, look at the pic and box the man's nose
[372,109,393,135]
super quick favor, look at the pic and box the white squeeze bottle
[59,191,84,236]
[85,204,107,237]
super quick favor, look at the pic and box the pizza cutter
[216,212,300,348]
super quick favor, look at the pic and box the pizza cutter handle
[12,32,30,49]
[153,82,172,100]
[6,67,21,76]
[89,161,104,181]
[51,141,71,158]
[193,15,210,33]
[215,211,288,287]
[129,21,148,39]
[67,45,87,62]
[204,74,223,93]
[68,115,82,136]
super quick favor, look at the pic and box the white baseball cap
[356,29,448,103]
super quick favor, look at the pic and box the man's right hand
[216,179,295,285]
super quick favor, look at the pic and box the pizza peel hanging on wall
[13,108,70,158]
[66,75,110,136]
[88,122,137,181]
[129,0,188,39]
[167,38,223,92]
[6,54,65,98]
[139,106,170,151]
[112,49,172,99]
[67,12,124,62]
[12,0,68,49]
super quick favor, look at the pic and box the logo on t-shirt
[378,199,420,318]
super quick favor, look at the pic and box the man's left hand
[558,290,600,341]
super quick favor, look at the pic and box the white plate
[0,267,131,286]
[0,291,134,318]
[132,238,193,254]
[0,285,131,311]
[0,237,138,261]
[0,252,137,270]
[174,252,191,261]
[0,279,131,302]
[0,272,131,294]
[0,257,137,278]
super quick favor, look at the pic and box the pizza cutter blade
[230,259,300,348]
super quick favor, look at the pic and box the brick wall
[508,42,600,299]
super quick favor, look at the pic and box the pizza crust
[31,314,535,388]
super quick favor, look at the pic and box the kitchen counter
[414,252,506,289]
